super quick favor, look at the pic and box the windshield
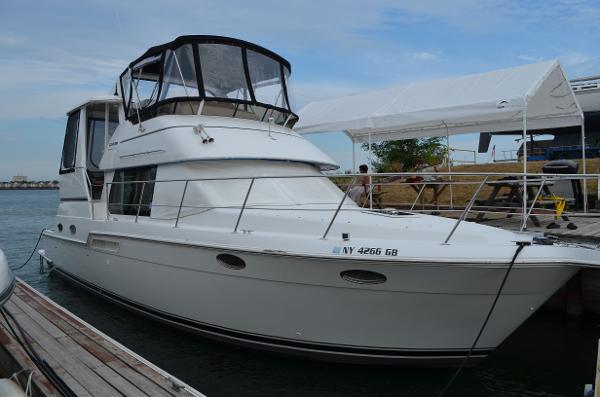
[120,37,297,127]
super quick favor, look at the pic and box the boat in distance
[41,35,600,366]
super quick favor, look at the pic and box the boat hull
[43,232,576,366]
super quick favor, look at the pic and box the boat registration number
[332,246,398,256]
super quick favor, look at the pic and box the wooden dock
[0,279,205,397]
[476,214,600,241]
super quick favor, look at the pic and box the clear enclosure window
[247,50,286,109]
[160,45,199,100]
[128,55,162,116]
[197,44,250,100]
[60,111,80,173]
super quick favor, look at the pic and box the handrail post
[175,180,189,228]
[322,176,357,240]
[410,183,427,211]
[443,175,489,245]
[233,178,255,233]
[135,182,146,223]
[520,177,546,232]
[105,182,110,220]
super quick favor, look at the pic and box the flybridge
[119,35,298,127]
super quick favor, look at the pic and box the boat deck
[474,214,600,242]
[0,279,204,397]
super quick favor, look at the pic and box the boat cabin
[56,36,337,222]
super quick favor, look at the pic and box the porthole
[341,270,387,284]
[216,253,246,270]
[69,225,76,235]
[57,223,63,232]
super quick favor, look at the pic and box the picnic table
[475,177,554,226]
[407,178,449,210]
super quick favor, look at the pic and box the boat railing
[101,171,600,244]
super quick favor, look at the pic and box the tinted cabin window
[108,167,157,216]
[60,111,80,173]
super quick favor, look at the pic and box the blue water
[0,189,597,397]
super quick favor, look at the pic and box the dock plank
[9,295,147,397]
[12,280,201,396]
[4,301,122,396]
[3,302,94,397]
[11,290,177,397]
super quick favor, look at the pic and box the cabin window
[108,166,157,216]
[107,103,119,141]
[60,111,80,174]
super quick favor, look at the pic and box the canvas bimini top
[119,35,297,127]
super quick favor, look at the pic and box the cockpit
[119,36,298,127]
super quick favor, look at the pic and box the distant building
[11,175,27,182]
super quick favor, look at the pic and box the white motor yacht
[41,36,600,365]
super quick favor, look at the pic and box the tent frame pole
[351,135,356,173]
[443,121,454,209]
[521,107,528,231]
[368,132,373,209]
[581,112,588,212]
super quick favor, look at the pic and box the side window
[107,103,119,142]
[86,104,106,170]
[108,166,157,216]
[60,111,80,174]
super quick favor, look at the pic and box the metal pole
[445,123,454,209]
[520,178,546,232]
[174,180,189,228]
[522,108,528,231]
[581,112,588,212]
[135,182,146,223]
[233,178,255,233]
[322,176,357,240]
[105,182,110,220]
[410,184,427,211]
[443,176,489,244]
[351,135,356,173]
[368,132,373,209]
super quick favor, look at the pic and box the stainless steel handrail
[100,172,599,241]
[233,178,255,233]
[174,180,189,228]
[520,177,547,232]
[443,176,489,245]
[322,176,357,240]
[135,182,146,223]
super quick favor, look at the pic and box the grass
[369,158,600,209]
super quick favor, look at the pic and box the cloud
[517,55,545,63]
[0,35,24,47]
[408,51,439,61]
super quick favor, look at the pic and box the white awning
[294,60,582,143]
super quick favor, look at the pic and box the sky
[0,0,599,180]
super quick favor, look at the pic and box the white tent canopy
[294,60,582,143]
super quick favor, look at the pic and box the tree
[362,137,446,172]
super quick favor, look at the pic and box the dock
[476,214,600,242]
[0,279,205,397]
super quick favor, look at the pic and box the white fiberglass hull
[43,230,577,366]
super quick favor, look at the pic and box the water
[0,189,597,397]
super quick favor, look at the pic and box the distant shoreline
[0,187,59,190]
[0,183,59,190]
